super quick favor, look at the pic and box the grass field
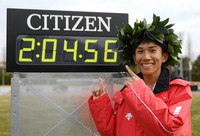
[191,92,200,136]
[0,95,10,136]
[0,93,200,136]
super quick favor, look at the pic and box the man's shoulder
[170,77,190,87]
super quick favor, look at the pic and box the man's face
[133,42,168,76]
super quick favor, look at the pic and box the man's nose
[143,52,151,60]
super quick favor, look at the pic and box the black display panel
[7,8,128,72]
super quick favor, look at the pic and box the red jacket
[88,68,192,136]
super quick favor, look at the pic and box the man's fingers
[99,78,103,88]
[125,65,136,77]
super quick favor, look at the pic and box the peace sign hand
[123,65,140,87]
[91,78,106,100]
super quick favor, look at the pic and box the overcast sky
[1,0,200,62]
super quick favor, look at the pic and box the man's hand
[123,65,140,87]
[91,78,106,100]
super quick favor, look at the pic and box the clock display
[7,8,128,72]
[16,35,121,66]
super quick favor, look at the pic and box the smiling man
[132,40,169,90]
[88,14,192,136]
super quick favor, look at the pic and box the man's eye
[137,50,143,53]
[151,50,156,52]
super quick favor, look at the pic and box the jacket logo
[173,106,182,116]
[125,113,133,120]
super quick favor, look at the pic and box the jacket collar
[113,67,183,104]
[137,66,175,94]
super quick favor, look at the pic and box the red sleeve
[121,79,192,136]
[88,93,116,136]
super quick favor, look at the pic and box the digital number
[84,40,98,63]
[17,36,120,65]
[41,39,57,62]
[63,40,78,62]
[19,38,35,62]
[104,40,117,62]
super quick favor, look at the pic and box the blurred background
[1,0,200,84]
[1,0,200,136]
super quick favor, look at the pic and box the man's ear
[133,55,136,64]
[162,53,169,63]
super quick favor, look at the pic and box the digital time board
[7,8,128,72]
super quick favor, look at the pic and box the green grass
[0,93,200,136]
[191,93,200,136]
[0,95,10,136]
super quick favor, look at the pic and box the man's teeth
[142,64,153,67]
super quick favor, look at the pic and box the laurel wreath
[117,14,182,67]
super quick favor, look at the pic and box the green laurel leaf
[117,14,182,67]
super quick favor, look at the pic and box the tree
[0,67,13,85]
[192,55,200,81]
[182,57,190,81]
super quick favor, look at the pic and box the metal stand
[11,72,125,136]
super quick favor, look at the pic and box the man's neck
[143,69,161,90]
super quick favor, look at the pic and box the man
[88,14,192,136]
